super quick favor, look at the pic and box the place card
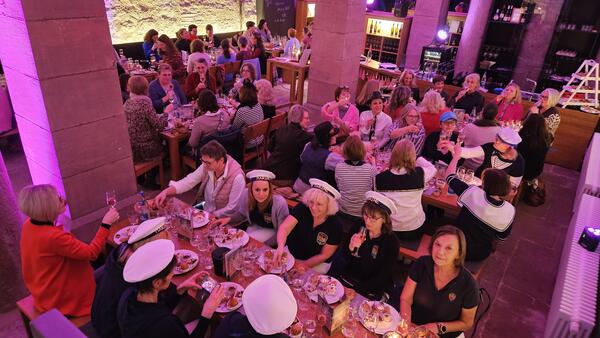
[224,245,242,279]
[320,292,350,335]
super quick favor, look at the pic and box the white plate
[466,176,482,186]
[113,225,138,245]
[216,281,244,313]
[192,213,210,229]
[304,275,344,304]
[215,229,249,249]
[174,250,199,275]
[258,249,295,273]
[358,301,400,335]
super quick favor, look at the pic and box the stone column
[454,0,493,75]
[0,153,27,312]
[0,0,137,229]
[405,0,450,70]
[305,0,365,119]
[512,0,565,88]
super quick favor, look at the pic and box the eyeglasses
[363,213,383,221]
[540,95,549,99]
[407,114,420,118]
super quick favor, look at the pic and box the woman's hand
[155,189,171,207]
[210,217,230,227]
[164,104,174,114]
[196,82,206,93]
[274,246,285,264]
[529,105,540,114]
[102,207,120,225]
[177,273,202,294]
[456,88,468,101]
[348,233,366,252]
[420,323,440,337]
[451,142,462,158]
[201,284,226,319]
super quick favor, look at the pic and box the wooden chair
[398,234,432,261]
[241,119,270,170]
[134,157,165,189]
[222,60,242,90]
[17,295,90,338]
[182,154,198,174]
[265,111,287,152]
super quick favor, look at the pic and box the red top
[20,219,109,316]
[496,100,524,122]
[421,108,447,136]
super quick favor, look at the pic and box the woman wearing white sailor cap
[328,191,400,299]
[116,240,225,338]
[275,178,343,274]
[211,170,289,246]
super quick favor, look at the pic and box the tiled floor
[0,82,577,337]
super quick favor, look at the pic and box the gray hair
[287,104,306,124]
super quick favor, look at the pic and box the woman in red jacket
[18,184,120,316]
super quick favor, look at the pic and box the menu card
[175,213,193,240]
[224,245,242,279]
[320,292,350,335]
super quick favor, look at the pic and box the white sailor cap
[243,274,297,335]
[496,127,522,147]
[246,169,276,182]
[123,239,175,283]
[128,217,166,244]
[365,191,398,215]
[309,178,341,200]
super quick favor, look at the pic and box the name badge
[263,213,272,224]
[316,232,329,246]
[371,245,379,259]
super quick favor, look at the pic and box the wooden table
[161,129,190,181]
[107,199,390,337]
[265,47,284,58]
[266,58,309,105]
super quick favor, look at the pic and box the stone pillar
[405,0,450,70]
[512,0,565,88]
[0,0,137,229]
[454,0,493,75]
[0,153,27,312]
[305,0,365,118]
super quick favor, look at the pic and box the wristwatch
[437,322,447,335]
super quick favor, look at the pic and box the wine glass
[304,319,317,338]
[105,190,117,207]
[351,227,367,257]
[457,166,467,181]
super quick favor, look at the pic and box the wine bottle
[493,9,500,21]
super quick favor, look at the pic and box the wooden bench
[182,155,197,174]
[17,295,90,338]
[134,157,165,189]
[399,234,432,261]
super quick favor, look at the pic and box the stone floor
[0,81,577,337]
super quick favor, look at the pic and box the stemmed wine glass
[105,190,117,207]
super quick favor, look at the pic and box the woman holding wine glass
[148,63,187,114]
[384,103,425,154]
[449,73,484,117]
[495,83,524,122]
[421,111,459,165]
[328,191,399,299]
[526,88,561,137]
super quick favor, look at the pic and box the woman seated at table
[449,73,485,116]
[125,76,168,189]
[251,31,268,76]
[495,83,524,122]
[461,103,501,170]
[526,88,561,137]
[92,218,170,338]
[359,91,393,150]
[518,114,553,184]
[263,104,312,183]
[213,170,289,246]
[19,184,120,317]
[276,179,343,274]
[174,28,190,53]
[422,111,459,165]
[321,85,360,133]
[231,63,257,99]
[184,59,219,101]
[149,64,187,114]
[419,90,448,135]
[157,34,187,83]
[376,140,436,240]
[329,191,399,299]
[216,39,237,84]
[188,90,232,149]
[231,80,264,148]
[293,121,343,194]
[355,79,381,113]
[214,275,296,338]
[426,75,450,103]
[447,127,525,187]
[255,79,276,119]
[385,85,412,120]
[143,29,161,61]
[399,69,420,103]
[446,145,515,261]
[117,240,225,338]
[257,19,273,43]
[283,28,301,57]
[399,226,479,337]
[186,40,211,74]
[384,103,425,154]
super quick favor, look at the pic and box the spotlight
[579,227,600,252]
[366,0,375,4]
[437,29,449,41]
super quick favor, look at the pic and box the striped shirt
[384,119,426,155]
[335,161,376,217]
[232,103,264,147]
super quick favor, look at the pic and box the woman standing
[157,34,187,83]
[276,179,343,273]
[376,140,436,240]
[399,226,479,337]
[19,184,119,316]
[329,191,399,299]
[461,103,501,170]
[257,19,273,43]
[527,88,561,137]
[385,103,426,154]
[449,73,485,116]
[321,86,360,133]
[517,114,553,182]
[495,83,524,122]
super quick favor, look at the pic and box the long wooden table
[266,58,309,105]
[160,129,191,181]
[107,198,391,337]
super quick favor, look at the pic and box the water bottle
[138,191,150,222]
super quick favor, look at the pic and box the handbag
[523,178,546,207]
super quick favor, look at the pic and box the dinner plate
[358,301,400,335]
[174,250,199,275]
[192,212,210,229]
[216,282,244,313]
[113,225,138,245]
[466,176,482,186]
[214,229,250,249]
[258,248,295,273]
[304,275,344,304]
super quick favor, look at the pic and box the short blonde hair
[464,73,481,88]
[255,79,275,105]
[420,90,445,114]
[18,184,63,222]
[128,76,149,96]
[301,188,339,216]
[389,139,416,173]
[542,88,560,107]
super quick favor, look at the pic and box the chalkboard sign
[263,0,296,37]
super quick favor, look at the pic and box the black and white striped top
[232,103,264,147]
[335,161,376,217]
